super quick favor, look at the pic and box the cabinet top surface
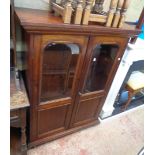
[15,8,141,37]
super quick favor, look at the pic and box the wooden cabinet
[15,8,140,147]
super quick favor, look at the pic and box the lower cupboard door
[72,91,105,127]
[37,102,71,137]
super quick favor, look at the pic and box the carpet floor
[28,106,144,155]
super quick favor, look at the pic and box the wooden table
[10,69,29,155]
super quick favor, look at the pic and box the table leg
[21,127,27,155]
[21,109,27,155]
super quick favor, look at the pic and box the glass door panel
[40,43,80,102]
[84,44,119,93]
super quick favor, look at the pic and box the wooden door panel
[38,104,69,137]
[87,36,128,93]
[39,35,89,104]
[29,34,89,141]
[74,97,102,124]
[70,36,128,127]
[73,90,105,126]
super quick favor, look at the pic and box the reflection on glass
[84,44,119,93]
[40,43,79,102]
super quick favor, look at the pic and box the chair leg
[121,91,133,111]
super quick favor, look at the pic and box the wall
[126,0,144,22]
[14,0,50,10]
[14,0,144,22]
[103,0,144,22]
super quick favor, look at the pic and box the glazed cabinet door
[30,34,88,141]
[70,36,128,127]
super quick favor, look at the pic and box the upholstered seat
[122,71,144,111]
[127,71,144,90]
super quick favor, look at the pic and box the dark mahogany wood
[15,8,141,37]
[15,7,141,148]
[130,8,144,44]
[70,36,129,127]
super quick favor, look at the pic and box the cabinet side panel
[25,33,33,100]
[28,35,42,141]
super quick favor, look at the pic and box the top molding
[15,8,141,37]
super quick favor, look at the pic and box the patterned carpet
[28,106,144,155]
